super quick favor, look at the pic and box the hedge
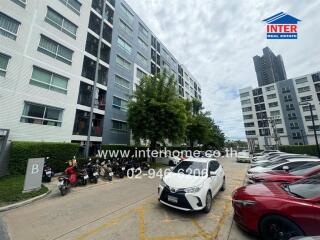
[9,141,80,175]
[279,145,320,157]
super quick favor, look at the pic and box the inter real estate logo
[263,12,301,39]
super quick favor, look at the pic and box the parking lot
[1,157,256,240]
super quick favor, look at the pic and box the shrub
[279,145,320,157]
[9,141,80,174]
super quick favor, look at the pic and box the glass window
[0,12,20,40]
[10,0,26,8]
[88,12,101,36]
[137,52,147,66]
[112,96,128,111]
[241,99,251,105]
[297,86,311,93]
[38,35,73,65]
[112,120,128,131]
[136,68,147,80]
[21,102,63,127]
[0,53,10,77]
[117,36,132,54]
[173,161,207,176]
[300,95,313,102]
[85,33,110,63]
[286,176,320,199]
[116,55,131,70]
[103,22,113,43]
[59,0,81,15]
[46,7,77,38]
[242,107,252,112]
[121,3,134,25]
[240,92,249,98]
[138,37,148,51]
[268,102,278,108]
[139,23,148,38]
[119,19,133,36]
[267,93,276,99]
[295,77,308,84]
[243,114,253,120]
[115,75,130,93]
[30,66,68,94]
[81,56,108,86]
[266,85,275,91]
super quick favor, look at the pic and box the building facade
[0,0,201,154]
[240,72,320,150]
[253,47,287,87]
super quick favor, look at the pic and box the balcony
[73,110,104,137]
[77,82,106,110]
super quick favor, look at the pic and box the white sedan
[158,158,225,213]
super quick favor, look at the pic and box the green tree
[128,71,187,150]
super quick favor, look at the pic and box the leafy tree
[127,71,187,150]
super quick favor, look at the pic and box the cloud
[125,0,320,140]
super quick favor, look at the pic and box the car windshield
[290,162,320,176]
[260,159,288,168]
[173,161,207,176]
[284,174,320,198]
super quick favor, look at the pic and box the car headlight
[160,178,166,188]
[233,200,256,207]
[184,182,204,193]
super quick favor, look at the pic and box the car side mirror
[209,171,216,177]
[282,166,289,171]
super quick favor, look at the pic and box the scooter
[124,159,142,177]
[85,159,99,183]
[76,166,89,186]
[57,176,70,196]
[42,158,54,182]
[99,160,113,181]
[111,158,126,178]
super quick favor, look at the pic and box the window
[253,88,262,96]
[81,56,108,86]
[119,19,133,36]
[292,132,302,139]
[91,0,114,23]
[113,96,128,111]
[137,52,147,66]
[136,68,147,80]
[116,55,131,70]
[300,96,313,102]
[288,112,297,120]
[139,23,148,37]
[240,92,249,98]
[282,86,290,93]
[0,12,20,40]
[88,12,101,35]
[112,120,128,131]
[30,66,68,94]
[21,102,63,127]
[267,93,276,99]
[315,83,320,92]
[290,122,299,129]
[286,104,295,111]
[258,120,268,128]
[0,53,10,77]
[302,105,315,112]
[266,85,275,91]
[59,0,81,15]
[241,99,251,105]
[10,0,26,8]
[244,122,254,127]
[117,36,132,54]
[121,3,134,24]
[38,35,73,65]
[259,129,270,136]
[138,37,148,51]
[268,102,278,108]
[45,7,77,38]
[275,119,282,124]
[297,86,311,93]
[277,128,284,134]
[308,125,320,132]
[284,95,292,102]
[295,77,308,84]
[85,33,110,63]
[312,73,320,83]
[305,115,319,121]
[256,111,267,119]
[255,104,266,112]
[254,96,264,104]
[209,161,220,172]
[115,75,130,93]
[245,130,256,136]
[242,107,252,112]
[243,114,253,120]
[270,110,280,116]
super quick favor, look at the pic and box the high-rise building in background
[253,47,287,87]
[240,47,320,150]
[0,0,201,155]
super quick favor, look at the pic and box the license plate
[109,172,113,176]
[121,167,125,170]
[93,172,99,176]
[84,175,89,180]
[167,195,178,204]
[46,171,52,175]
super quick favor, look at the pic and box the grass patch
[0,175,48,207]
[150,162,167,169]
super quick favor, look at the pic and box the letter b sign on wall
[23,158,45,193]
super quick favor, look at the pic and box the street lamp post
[299,101,320,157]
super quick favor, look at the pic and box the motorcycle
[57,176,70,196]
[99,160,113,181]
[111,158,126,178]
[76,166,89,186]
[85,159,99,184]
[42,158,54,182]
[124,159,142,177]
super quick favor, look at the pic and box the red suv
[249,162,320,184]
[232,174,320,240]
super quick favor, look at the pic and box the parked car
[232,174,320,240]
[251,154,313,167]
[253,149,280,157]
[252,151,283,162]
[247,158,320,178]
[237,150,251,163]
[248,162,320,184]
[156,156,182,166]
[158,158,225,213]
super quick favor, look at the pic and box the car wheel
[220,177,226,191]
[203,191,212,213]
[260,215,304,240]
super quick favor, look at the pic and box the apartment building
[240,72,320,150]
[0,0,201,154]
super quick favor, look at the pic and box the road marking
[210,202,231,239]
[137,207,146,240]
[192,219,211,240]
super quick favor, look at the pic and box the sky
[125,0,320,140]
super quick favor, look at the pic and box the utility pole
[85,0,107,159]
